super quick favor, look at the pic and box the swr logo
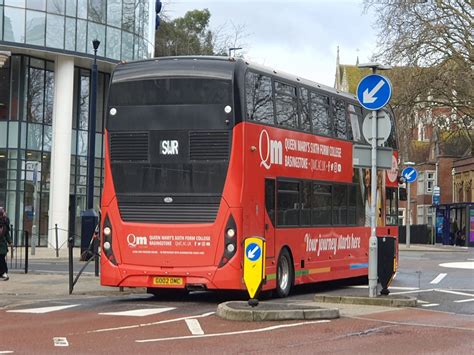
[160,140,179,155]
[127,234,147,248]
[259,129,282,170]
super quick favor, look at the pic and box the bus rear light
[102,216,117,265]
[219,215,237,268]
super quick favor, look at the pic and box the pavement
[1,243,469,319]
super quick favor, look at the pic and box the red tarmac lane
[1,306,473,354]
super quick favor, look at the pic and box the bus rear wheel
[275,248,293,298]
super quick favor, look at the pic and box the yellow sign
[244,237,266,298]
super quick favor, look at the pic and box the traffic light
[156,1,162,30]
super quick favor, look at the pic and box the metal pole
[368,107,378,298]
[87,42,99,210]
[68,234,74,294]
[406,182,411,248]
[24,231,29,274]
[55,223,59,257]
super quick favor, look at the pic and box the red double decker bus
[100,57,399,297]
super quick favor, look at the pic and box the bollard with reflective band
[243,237,266,300]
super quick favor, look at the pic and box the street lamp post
[87,39,100,210]
[81,39,100,274]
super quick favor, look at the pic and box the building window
[417,205,425,225]
[417,171,425,195]
[426,171,435,193]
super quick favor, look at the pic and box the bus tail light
[102,216,117,265]
[219,215,237,268]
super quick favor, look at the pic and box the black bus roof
[112,56,358,103]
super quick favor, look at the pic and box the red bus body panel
[101,122,398,291]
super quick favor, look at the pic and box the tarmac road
[0,244,473,353]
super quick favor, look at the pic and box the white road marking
[185,319,205,335]
[390,289,434,295]
[434,289,474,297]
[348,286,418,290]
[430,273,447,284]
[416,300,429,304]
[0,351,14,354]
[421,304,439,307]
[136,320,331,343]
[439,262,474,270]
[454,298,474,303]
[7,305,79,314]
[99,307,175,317]
[53,337,69,347]
[88,311,215,334]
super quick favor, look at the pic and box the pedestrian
[0,207,13,281]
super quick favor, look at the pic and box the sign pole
[406,182,411,248]
[368,109,378,298]
[356,63,392,298]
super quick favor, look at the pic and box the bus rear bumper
[100,262,244,291]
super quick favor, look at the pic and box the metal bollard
[55,224,59,258]
[24,231,29,274]
[68,234,74,295]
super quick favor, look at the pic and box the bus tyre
[275,248,293,298]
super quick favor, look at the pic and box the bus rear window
[109,78,232,106]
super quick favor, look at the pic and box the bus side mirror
[399,188,407,201]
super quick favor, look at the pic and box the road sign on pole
[401,167,418,183]
[432,186,440,206]
[357,74,392,111]
[243,237,266,302]
[356,67,392,299]
[362,110,392,146]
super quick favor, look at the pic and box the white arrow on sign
[363,79,386,104]
[247,245,259,259]
[404,170,415,180]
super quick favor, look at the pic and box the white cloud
[162,0,378,86]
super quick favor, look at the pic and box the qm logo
[127,234,148,248]
[259,129,282,170]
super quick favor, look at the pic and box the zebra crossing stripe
[185,319,205,335]
[430,273,447,284]
[7,305,79,314]
[99,307,176,317]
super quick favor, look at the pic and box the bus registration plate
[153,277,183,286]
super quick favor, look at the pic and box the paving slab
[217,301,339,321]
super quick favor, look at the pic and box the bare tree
[365,0,474,157]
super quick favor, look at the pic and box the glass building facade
[0,0,155,61]
[0,1,155,247]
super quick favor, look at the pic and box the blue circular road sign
[356,74,392,110]
[245,243,262,262]
[401,166,418,183]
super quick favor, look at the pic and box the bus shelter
[435,203,474,247]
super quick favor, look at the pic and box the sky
[162,0,379,87]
